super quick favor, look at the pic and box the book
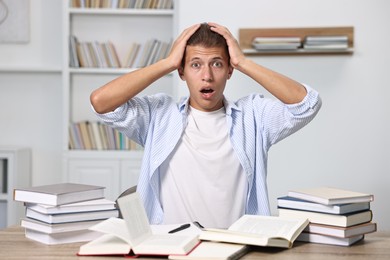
[25,228,101,245]
[20,218,103,234]
[287,187,374,205]
[199,214,309,248]
[26,207,118,224]
[297,232,364,246]
[252,36,301,50]
[14,183,105,206]
[25,198,115,215]
[303,222,377,238]
[78,192,200,256]
[277,196,371,215]
[278,208,373,227]
[168,242,249,260]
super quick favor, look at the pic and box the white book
[25,228,101,245]
[199,215,309,248]
[21,218,103,234]
[287,187,374,205]
[78,192,200,256]
[297,232,364,246]
[304,222,377,238]
[25,198,115,215]
[26,207,119,224]
[168,242,249,260]
[14,183,105,206]
[277,196,370,215]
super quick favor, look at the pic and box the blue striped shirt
[95,84,321,224]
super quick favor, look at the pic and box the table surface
[0,226,389,260]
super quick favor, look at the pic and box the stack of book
[14,183,119,245]
[278,187,376,246]
[252,36,301,51]
[303,35,349,50]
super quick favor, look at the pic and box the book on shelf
[14,183,105,206]
[303,35,349,50]
[168,241,249,260]
[69,36,171,69]
[252,36,301,51]
[78,192,200,256]
[25,228,101,245]
[124,42,141,68]
[277,196,371,215]
[278,208,373,227]
[199,214,309,248]
[296,232,364,246]
[303,222,377,238]
[70,0,174,9]
[26,207,119,224]
[305,35,348,43]
[69,121,143,151]
[287,187,374,205]
[0,159,5,194]
[21,218,103,234]
[25,198,116,215]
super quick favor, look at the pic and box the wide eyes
[190,60,223,69]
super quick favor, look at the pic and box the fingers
[168,23,201,69]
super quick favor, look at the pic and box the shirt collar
[178,96,241,116]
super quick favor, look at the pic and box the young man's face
[179,45,233,112]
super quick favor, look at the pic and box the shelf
[67,150,143,159]
[69,67,174,75]
[239,26,354,55]
[0,66,62,73]
[69,8,174,16]
[242,47,354,56]
[69,67,136,74]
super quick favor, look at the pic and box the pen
[168,223,191,234]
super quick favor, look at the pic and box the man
[91,23,321,228]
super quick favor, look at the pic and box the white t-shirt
[160,106,247,228]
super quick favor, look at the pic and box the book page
[117,193,152,246]
[89,217,130,243]
[228,215,304,240]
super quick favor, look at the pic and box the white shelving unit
[0,147,31,228]
[62,1,177,200]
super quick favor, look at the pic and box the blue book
[277,196,370,215]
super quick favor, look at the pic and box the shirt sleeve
[257,84,322,148]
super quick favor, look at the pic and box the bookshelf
[0,147,31,228]
[62,0,177,200]
[239,27,354,55]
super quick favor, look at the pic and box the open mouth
[200,88,214,94]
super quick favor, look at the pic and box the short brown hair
[182,23,229,67]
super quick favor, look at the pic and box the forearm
[90,58,175,114]
[236,59,307,104]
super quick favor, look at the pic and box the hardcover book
[14,183,105,206]
[199,214,309,248]
[287,187,374,205]
[297,232,364,246]
[278,208,373,227]
[26,207,118,224]
[277,196,370,214]
[303,222,377,238]
[78,192,200,256]
[25,198,116,215]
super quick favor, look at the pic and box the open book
[78,192,200,256]
[199,215,309,248]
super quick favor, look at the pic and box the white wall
[177,0,390,230]
[0,0,62,185]
[0,0,389,230]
